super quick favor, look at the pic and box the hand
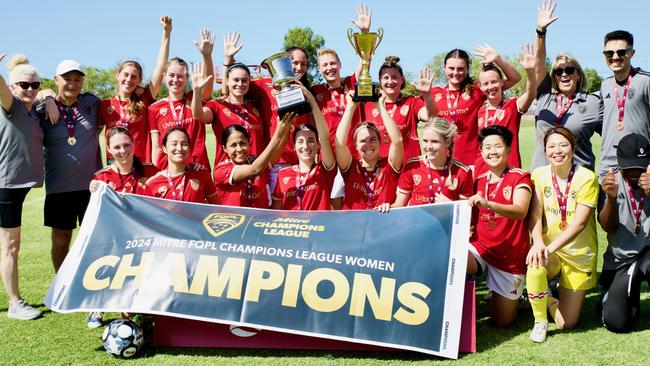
[411,66,433,95]
[223,31,243,58]
[376,203,391,213]
[187,162,208,171]
[194,28,215,56]
[537,0,559,32]
[526,242,549,267]
[473,43,500,65]
[435,192,452,203]
[277,112,296,136]
[89,180,102,193]
[601,168,618,199]
[468,193,488,208]
[372,89,387,110]
[639,166,650,194]
[516,44,536,70]
[351,3,372,33]
[45,97,60,124]
[160,15,172,34]
[190,62,213,91]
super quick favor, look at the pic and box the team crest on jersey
[107,105,114,114]
[223,108,232,117]
[158,186,168,195]
[203,213,245,238]
[413,174,422,186]
[544,186,552,198]
[283,176,291,185]
[502,186,512,201]
[400,105,409,116]
[578,104,586,113]
[628,88,635,98]
[435,93,442,102]
[316,93,324,102]
[462,92,471,100]
[190,179,200,191]
[160,107,168,116]
[495,109,505,121]
[372,108,380,117]
[448,177,458,191]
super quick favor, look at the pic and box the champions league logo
[203,213,246,238]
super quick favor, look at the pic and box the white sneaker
[529,322,548,343]
[8,299,42,320]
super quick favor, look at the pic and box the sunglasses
[603,48,632,58]
[15,81,41,90]
[552,66,576,77]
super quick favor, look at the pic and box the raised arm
[376,93,404,170]
[335,92,358,171]
[194,28,215,102]
[474,44,522,90]
[534,0,559,89]
[231,112,295,183]
[148,15,172,98]
[0,54,13,112]
[190,62,214,124]
[516,44,538,113]
[412,66,437,120]
[351,3,372,79]
[222,31,244,95]
[304,87,335,169]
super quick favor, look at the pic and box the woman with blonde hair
[0,53,45,320]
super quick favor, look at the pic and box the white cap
[55,59,85,76]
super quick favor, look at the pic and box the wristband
[536,28,546,36]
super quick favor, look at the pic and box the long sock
[526,265,549,323]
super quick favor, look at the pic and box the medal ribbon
[243,179,254,206]
[624,178,646,232]
[167,97,186,128]
[227,98,251,131]
[115,97,130,126]
[482,101,504,129]
[425,158,449,203]
[614,70,632,126]
[115,166,137,194]
[166,170,187,201]
[551,165,575,225]
[554,93,575,125]
[56,100,78,141]
[484,167,509,222]
[295,166,313,210]
[327,84,346,117]
[359,162,379,208]
[445,87,460,122]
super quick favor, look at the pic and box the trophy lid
[261,52,296,86]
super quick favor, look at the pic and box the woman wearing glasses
[530,0,603,171]
[0,54,45,320]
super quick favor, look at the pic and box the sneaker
[7,299,41,320]
[529,322,548,343]
[87,312,104,329]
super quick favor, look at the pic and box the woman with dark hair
[526,126,598,342]
[90,127,159,194]
[362,56,436,160]
[0,53,44,320]
[530,0,602,171]
[336,92,403,210]
[271,88,336,210]
[98,16,172,163]
[213,112,294,208]
[467,125,533,327]
[144,128,218,204]
[430,46,521,167]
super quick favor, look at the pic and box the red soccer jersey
[341,158,399,210]
[474,97,523,176]
[213,159,269,208]
[144,165,217,203]
[207,99,266,168]
[92,164,159,194]
[272,162,337,210]
[99,88,155,163]
[398,156,474,206]
[362,95,424,160]
[470,168,532,274]
[250,77,312,165]
[148,93,210,170]
[310,75,359,153]
[430,84,486,165]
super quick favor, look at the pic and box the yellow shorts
[554,256,597,291]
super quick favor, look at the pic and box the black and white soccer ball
[101,319,144,358]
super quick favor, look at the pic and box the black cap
[616,133,650,169]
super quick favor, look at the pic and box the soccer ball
[101,319,144,358]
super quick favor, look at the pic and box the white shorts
[330,168,345,199]
[468,243,525,300]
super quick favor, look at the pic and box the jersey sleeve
[148,105,159,132]
[457,166,474,197]
[214,161,235,186]
[397,165,414,193]
[575,169,599,207]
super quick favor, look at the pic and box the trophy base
[352,82,380,102]
[276,87,311,118]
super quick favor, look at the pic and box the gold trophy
[347,27,383,102]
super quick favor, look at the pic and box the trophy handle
[347,28,356,50]
[373,28,384,53]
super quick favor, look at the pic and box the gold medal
[616,119,624,131]
[635,224,641,235]
[67,136,77,145]
[487,220,497,231]
[559,221,568,231]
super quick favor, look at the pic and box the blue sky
[3,0,649,83]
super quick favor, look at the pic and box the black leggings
[600,248,650,332]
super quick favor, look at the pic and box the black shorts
[44,190,91,230]
[0,187,31,228]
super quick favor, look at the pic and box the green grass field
[2,117,650,365]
